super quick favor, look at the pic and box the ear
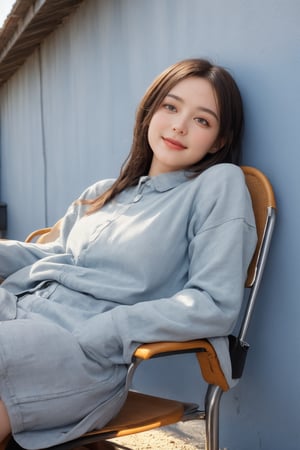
[209,137,226,154]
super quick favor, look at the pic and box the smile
[162,137,187,150]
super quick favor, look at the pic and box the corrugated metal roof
[0,0,85,86]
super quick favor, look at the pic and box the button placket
[133,177,150,203]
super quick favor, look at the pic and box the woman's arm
[0,179,115,280]
[0,239,65,280]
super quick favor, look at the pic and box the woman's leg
[0,399,11,443]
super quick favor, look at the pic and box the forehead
[167,76,218,112]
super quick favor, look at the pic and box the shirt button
[133,194,143,202]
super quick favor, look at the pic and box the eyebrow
[166,93,219,122]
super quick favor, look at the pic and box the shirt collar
[143,170,190,192]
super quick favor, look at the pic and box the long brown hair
[85,58,244,214]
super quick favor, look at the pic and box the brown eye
[195,117,209,127]
[163,103,177,112]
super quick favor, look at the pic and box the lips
[162,137,186,150]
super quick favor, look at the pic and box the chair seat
[7,392,191,450]
[87,391,185,437]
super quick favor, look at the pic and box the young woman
[0,59,257,449]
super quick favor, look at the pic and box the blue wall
[0,1,299,448]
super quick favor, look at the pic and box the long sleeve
[0,240,65,280]
[0,178,114,280]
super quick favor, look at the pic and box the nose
[172,117,187,135]
[172,125,187,135]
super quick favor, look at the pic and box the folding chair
[13,165,276,450]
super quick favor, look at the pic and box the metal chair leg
[205,384,223,450]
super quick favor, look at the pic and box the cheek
[147,120,154,146]
[147,122,155,151]
[191,130,220,155]
[192,129,211,144]
[148,114,161,145]
[150,110,168,131]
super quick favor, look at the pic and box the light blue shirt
[0,163,257,447]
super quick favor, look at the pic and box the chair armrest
[134,339,211,359]
[134,339,229,391]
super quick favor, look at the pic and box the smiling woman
[0,58,257,450]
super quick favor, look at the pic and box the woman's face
[147,76,221,176]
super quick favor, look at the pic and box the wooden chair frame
[10,166,276,450]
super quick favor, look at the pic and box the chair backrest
[242,166,276,288]
[228,166,276,379]
[25,220,62,244]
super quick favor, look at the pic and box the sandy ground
[4,422,205,450]
[107,421,206,449]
